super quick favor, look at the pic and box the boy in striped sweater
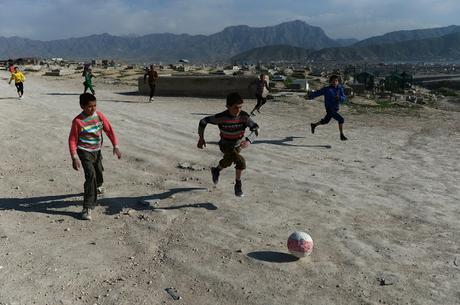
[197,92,259,197]
[68,93,122,220]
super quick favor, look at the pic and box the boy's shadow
[208,137,331,148]
[0,188,215,220]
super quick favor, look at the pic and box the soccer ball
[287,231,314,258]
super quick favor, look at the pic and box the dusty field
[0,70,459,305]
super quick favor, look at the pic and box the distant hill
[335,38,359,47]
[0,20,338,62]
[309,32,460,62]
[231,45,313,63]
[354,25,460,47]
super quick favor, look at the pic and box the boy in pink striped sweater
[68,93,122,220]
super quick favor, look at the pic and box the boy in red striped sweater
[197,92,259,197]
[68,93,122,220]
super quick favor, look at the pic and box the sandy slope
[0,70,459,305]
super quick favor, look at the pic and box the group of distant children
[5,62,347,220]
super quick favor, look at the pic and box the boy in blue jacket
[308,75,347,141]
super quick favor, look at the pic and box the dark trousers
[77,149,104,208]
[219,142,246,170]
[320,109,344,125]
[15,82,24,95]
[255,94,267,109]
[148,82,156,98]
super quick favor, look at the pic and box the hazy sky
[1,0,459,40]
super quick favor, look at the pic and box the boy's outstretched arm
[307,87,325,100]
[197,115,218,149]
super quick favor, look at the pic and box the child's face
[227,102,243,116]
[330,78,339,87]
[82,100,97,116]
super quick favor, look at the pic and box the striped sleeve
[245,116,259,143]
[68,118,81,158]
[98,111,119,147]
[198,115,219,138]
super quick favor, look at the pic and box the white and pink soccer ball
[287,231,314,258]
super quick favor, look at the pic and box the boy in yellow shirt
[8,67,25,99]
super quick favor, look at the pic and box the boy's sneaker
[310,123,316,134]
[211,167,220,185]
[97,186,105,195]
[340,134,348,141]
[81,207,92,220]
[234,180,244,197]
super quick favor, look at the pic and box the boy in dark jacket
[308,75,347,141]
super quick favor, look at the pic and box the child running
[197,92,259,197]
[8,67,25,99]
[83,68,96,95]
[307,75,348,141]
[249,74,270,116]
[68,93,121,220]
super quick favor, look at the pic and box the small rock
[64,228,70,232]
[377,273,399,286]
[49,178,55,182]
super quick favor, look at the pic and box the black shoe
[211,167,220,185]
[310,123,316,134]
[340,134,348,141]
[81,207,92,220]
[234,180,244,197]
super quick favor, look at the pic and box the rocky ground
[0,70,459,305]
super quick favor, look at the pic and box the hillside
[309,32,460,62]
[231,45,313,63]
[354,25,460,47]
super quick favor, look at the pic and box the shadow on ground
[0,187,215,220]
[99,99,148,104]
[208,137,331,148]
[247,251,299,263]
[45,93,81,96]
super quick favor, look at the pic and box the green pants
[218,142,246,170]
[77,149,104,208]
[83,82,95,94]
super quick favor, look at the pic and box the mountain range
[0,20,339,62]
[1,20,459,63]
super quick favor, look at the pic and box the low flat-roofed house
[355,72,375,90]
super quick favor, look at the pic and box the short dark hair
[226,92,243,106]
[329,75,340,83]
[80,93,96,107]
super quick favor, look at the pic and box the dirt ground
[0,70,459,305]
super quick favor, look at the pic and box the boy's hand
[72,158,81,171]
[240,140,250,149]
[113,147,122,159]
[197,138,206,149]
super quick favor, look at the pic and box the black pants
[77,149,104,208]
[255,94,266,109]
[149,82,156,99]
[320,109,344,125]
[15,82,24,96]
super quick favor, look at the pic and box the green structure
[385,72,413,91]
